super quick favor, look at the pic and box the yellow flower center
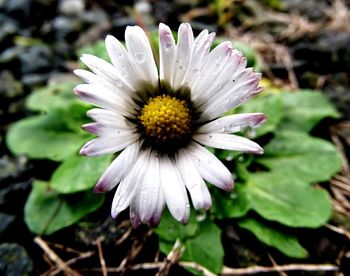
[139,95,192,143]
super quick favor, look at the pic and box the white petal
[80,54,134,96]
[80,133,139,156]
[181,31,216,89]
[93,142,140,192]
[194,50,248,107]
[171,23,194,89]
[73,84,135,116]
[193,133,264,154]
[86,108,135,129]
[74,69,122,96]
[187,142,234,191]
[176,149,212,210]
[150,188,165,226]
[125,26,158,87]
[199,71,263,121]
[82,123,136,137]
[105,35,140,91]
[139,151,161,223]
[190,41,233,100]
[159,155,190,223]
[159,23,176,83]
[129,200,141,228]
[111,149,150,219]
[197,113,266,134]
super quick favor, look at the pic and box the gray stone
[0,155,28,182]
[59,0,85,16]
[0,213,15,235]
[19,45,54,74]
[0,71,23,99]
[2,0,32,19]
[52,16,82,41]
[0,243,33,276]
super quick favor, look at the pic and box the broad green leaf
[182,219,224,274]
[258,131,342,182]
[6,110,90,161]
[239,217,308,258]
[280,91,340,132]
[155,210,198,243]
[244,172,332,228]
[158,218,224,275]
[51,154,113,194]
[211,183,251,219]
[26,82,80,112]
[234,93,284,137]
[25,181,104,235]
[64,102,92,133]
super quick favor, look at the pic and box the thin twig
[80,262,338,275]
[96,239,108,276]
[157,239,184,276]
[268,254,287,276]
[221,263,338,274]
[326,224,350,240]
[34,236,81,276]
[50,251,95,276]
[115,225,133,246]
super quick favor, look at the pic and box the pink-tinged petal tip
[224,179,234,191]
[93,184,105,193]
[253,113,267,126]
[204,202,212,211]
[79,147,88,156]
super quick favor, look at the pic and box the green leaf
[234,93,284,137]
[211,183,251,219]
[26,82,80,112]
[155,210,198,242]
[280,91,340,132]
[244,172,332,228]
[182,219,224,275]
[157,217,224,275]
[258,131,342,182]
[64,102,91,133]
[51,154,113,194]
[6,110,90,161]
[239,217,308,258]
[25,181,104,235]
[77,40,110,65]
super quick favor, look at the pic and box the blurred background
[1,0,350,275]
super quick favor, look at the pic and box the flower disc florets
[139,94,192,144]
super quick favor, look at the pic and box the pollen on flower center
[139,94,192,143]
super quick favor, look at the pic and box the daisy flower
[74,23,265,227]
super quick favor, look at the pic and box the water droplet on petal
[196,211,206,222]
[225,155,233,161]
[135,52,146,63]
[116,80,123,88]
[165,43,172,50]
[186,203,190,208]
